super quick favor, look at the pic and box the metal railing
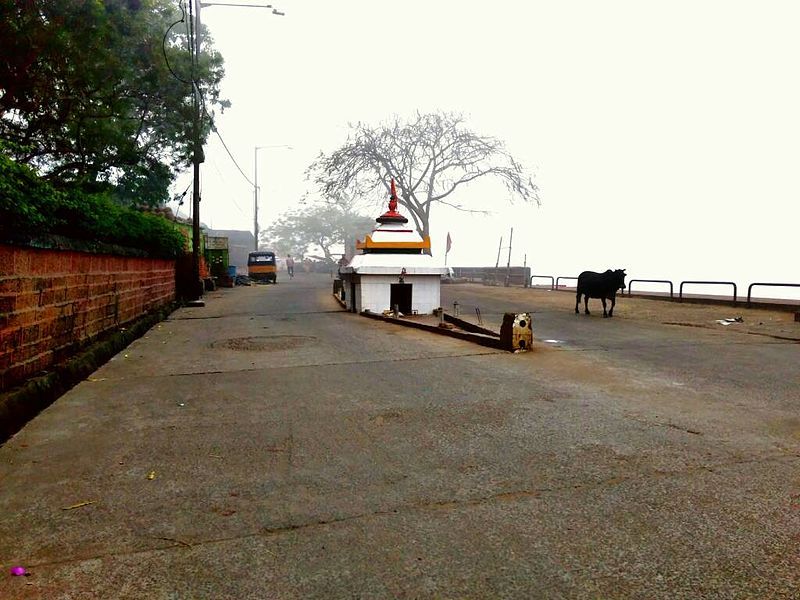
[679,280,737,303]
[556,276,579,289]
[453,267,798,307]
[529,275,555,290]
[747,282,800,305]
[627,279,674,299]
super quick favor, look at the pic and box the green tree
[308,111,540,242]
[262,202,375,264]
[0,0,227,205]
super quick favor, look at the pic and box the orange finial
[376,177,408,223]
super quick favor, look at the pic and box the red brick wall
[0,244,175,391]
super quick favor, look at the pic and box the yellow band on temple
[356,235,431,250]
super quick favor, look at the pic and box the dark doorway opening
[390,283,412,314]
[350,282,357,313]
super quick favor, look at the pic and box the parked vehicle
[247,251,277,283]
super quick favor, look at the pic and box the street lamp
[188,0,286,297]
[254,145,292,251]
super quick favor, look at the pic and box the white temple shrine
[339,180,448,315]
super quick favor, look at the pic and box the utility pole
[494,236,503,285]
[253,147,260,251]
[189,0,204,302]
[505,227,513,287]
[188,1,284,291]
[523,253,528,288]
[253,144,292,252]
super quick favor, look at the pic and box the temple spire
[389,179,398,213]
[377,178,408,224]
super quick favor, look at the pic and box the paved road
[1,273,799,599]
[443,283,800,414]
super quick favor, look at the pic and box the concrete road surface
[1,273,799,599]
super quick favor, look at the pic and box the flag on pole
[446,232,452,254]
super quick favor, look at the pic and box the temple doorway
[390,283,412,314]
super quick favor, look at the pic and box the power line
[163,2,256,196]
[209,119,255,187]
[162,1,192,85]
[210,157,248,218]
[192,80,254,187]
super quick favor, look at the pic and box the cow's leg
[601,297,608,318]
[609,295,616,317]
[584,295,590,315]
[575,291,581,314]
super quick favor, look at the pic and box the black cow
[574,269,627,318]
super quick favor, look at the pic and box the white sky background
[171,0,800,298]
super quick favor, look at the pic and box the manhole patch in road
[211,335,316,352]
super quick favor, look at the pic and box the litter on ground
[715,317,744,325]
[61,500,95,510]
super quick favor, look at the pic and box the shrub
[0,151,185,258]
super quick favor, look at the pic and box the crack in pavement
[169,310,345,321]
[93,350,504,381]
[19,452,800,571]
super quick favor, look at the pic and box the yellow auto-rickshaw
[247,251,277,283]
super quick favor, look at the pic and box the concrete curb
[330,293,528,352]
[443,313,500,338]
[359,310,506,351]
[0,303,177,444]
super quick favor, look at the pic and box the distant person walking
[286,255,295,278]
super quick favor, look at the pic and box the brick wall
[0,244,175,391]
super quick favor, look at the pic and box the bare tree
[308,111,540,242]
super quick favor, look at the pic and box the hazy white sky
[173,0,799,295]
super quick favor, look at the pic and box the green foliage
[0,146,59,233]
[0,0,227,205]
[0,150,185,258]
[263,202,375,263]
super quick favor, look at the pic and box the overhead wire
[194,79,256,187]
[162,1,191,85]
[210,121,256,187]
[172,181,191,220]
[161,0,256,211]
[210,157,248,217]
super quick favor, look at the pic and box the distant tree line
[261,198,374,264]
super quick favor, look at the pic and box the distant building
[206,229,255,275]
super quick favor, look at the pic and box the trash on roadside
[543,339,563,344]
[61,500,95,510]
[715,317,744,326]
[147,471,157,480]
[10,566,28,576]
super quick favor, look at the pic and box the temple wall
[356,275,441,315]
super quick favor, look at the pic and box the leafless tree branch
[307,111,540,241]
